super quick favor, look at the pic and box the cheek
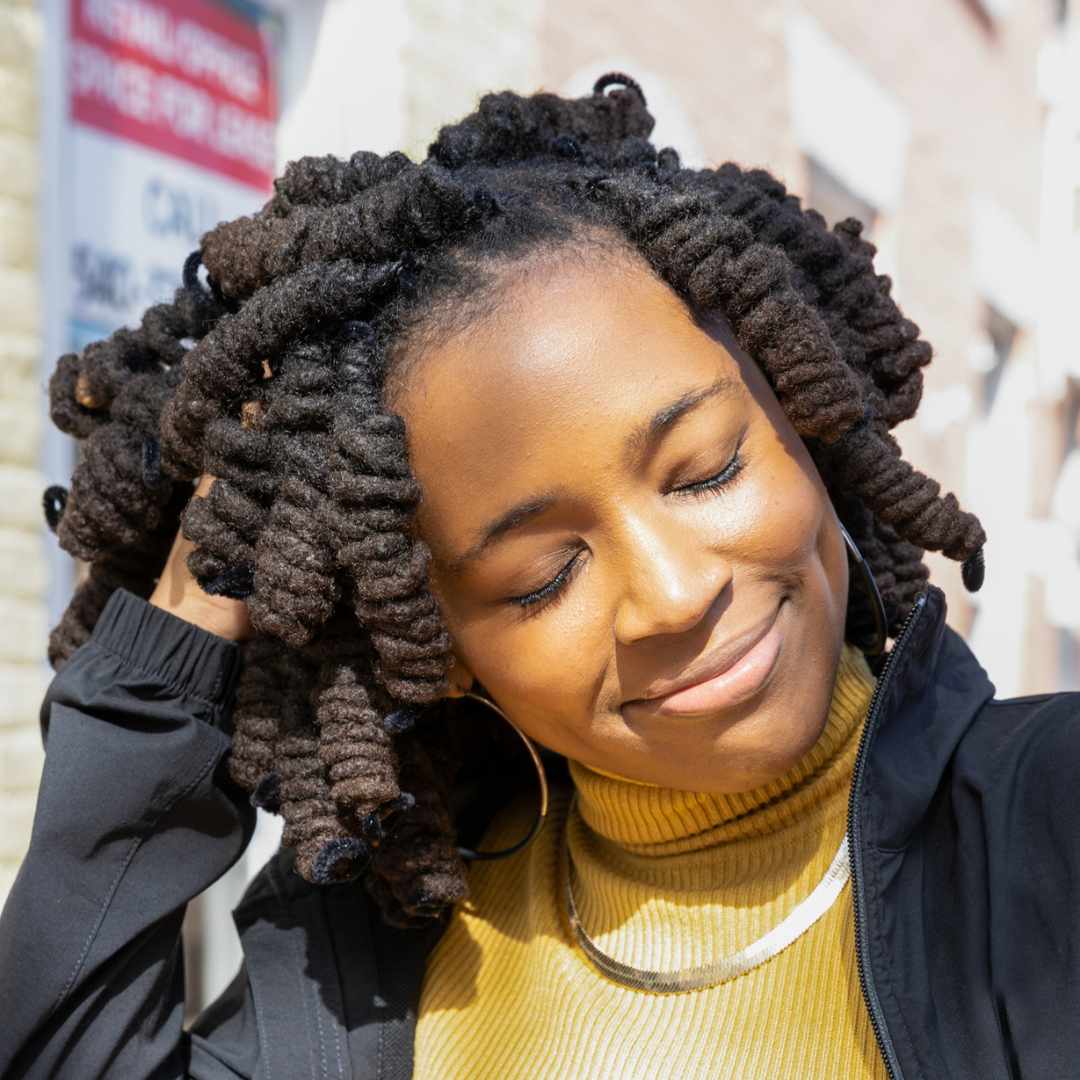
[468,596,606,745]
[734,450,829,571]
[747,450,847,619]
[429,571,602,746]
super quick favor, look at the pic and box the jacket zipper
[847,590,928,1080]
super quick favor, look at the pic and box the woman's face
[390,249,850,792]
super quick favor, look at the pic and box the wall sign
[64,0,279,349]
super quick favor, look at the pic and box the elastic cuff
[91,588,242,706]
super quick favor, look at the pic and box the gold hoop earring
[456,691,549,862]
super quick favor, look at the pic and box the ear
[445,653,476,698]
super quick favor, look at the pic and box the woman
[1,73,1076,1079]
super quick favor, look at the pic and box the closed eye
[672,441,746,498]
[508,550,584,617]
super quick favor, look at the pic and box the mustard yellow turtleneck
[414,644,887,1080]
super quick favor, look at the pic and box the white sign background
[68,124,267,349]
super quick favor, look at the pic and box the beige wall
[402,0,545,161]
[0,0,47,899]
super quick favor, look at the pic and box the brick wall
[0,0,46,902]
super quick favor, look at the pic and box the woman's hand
[149,475,253,641]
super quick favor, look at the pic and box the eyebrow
[446,376,744,573]
[623,376,744,466]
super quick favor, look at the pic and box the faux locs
[43,73,985,927]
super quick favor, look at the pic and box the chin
[642,666,835,794]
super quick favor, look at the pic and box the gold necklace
[562,792,851,994]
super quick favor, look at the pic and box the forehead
[391,254,751,550]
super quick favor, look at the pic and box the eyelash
[673,443,746,500]
[508,444,747,617]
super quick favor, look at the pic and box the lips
[625,601,784,713]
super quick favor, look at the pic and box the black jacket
[0,584,1077,1079]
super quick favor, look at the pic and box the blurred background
[1,0,1078,1011]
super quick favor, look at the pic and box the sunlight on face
[391,248,850,792]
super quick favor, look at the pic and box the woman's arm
[0,480,258,1079]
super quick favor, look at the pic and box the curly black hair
[42,72,986,928]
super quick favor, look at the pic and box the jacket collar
[850,584,997,1080]
[861,584,995,851]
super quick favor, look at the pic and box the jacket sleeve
[0,588,257,1079]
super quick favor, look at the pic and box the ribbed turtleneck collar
[568,643,877,858]
[555,643,877,972]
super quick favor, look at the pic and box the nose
[612,515,732,645]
